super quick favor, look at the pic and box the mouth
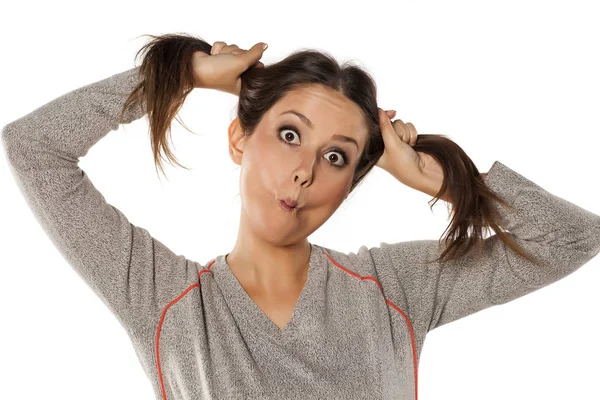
[279,199,300,212]
[279,200,297,212]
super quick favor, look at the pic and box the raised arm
[368,160,600,339]
[1,66,196,338]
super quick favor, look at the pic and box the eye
[278,125,300,145]
[277,125,349,168]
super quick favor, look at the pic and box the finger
[406,122,418,146]
[241,42,268,68]
[210,41,226,55]
[221,44,240,53]
[392,119,410,142]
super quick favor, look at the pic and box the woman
[3,33,599,400]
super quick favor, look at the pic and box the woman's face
[228,84,369,246]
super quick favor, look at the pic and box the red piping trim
[155,259,216,400]
[322,252,419,400]
[155,253,418,400]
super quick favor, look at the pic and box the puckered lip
[279,197,299,209]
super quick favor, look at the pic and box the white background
[1,1,599,399]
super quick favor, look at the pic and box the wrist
[191,51,210,89]
[421,175,451,202]
[418,159,449,201]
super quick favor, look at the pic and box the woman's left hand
[375,108,444,196]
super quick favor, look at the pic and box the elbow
[1,122,24,166]
[586,218,600,257]
[1,121,20,143]
[1,123,17,162]
[1,122,14,145]
[561,219,600,268]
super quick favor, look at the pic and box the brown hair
[119,32,544,267]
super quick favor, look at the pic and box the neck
[226,235,311,294]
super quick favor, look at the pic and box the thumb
[378,108,398,146]
[243,42,268,67]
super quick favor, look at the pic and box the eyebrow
[280,110,359,149]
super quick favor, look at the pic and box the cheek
[240,133,283,202]
[321,181,350,208]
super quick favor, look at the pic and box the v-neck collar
[209,242,326,342]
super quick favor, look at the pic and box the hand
[375,108,443,195]
[191,41,268,96]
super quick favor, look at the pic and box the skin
[225,83,369,296]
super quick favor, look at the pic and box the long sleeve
[368,160,600,336]
[1,67,196,338]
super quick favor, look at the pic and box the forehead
[270,84,368,139]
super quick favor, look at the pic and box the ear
[228,117,246,166]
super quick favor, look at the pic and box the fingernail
[262,43,268,50]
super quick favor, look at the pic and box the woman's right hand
[192,41,268,96]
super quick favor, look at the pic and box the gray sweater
[3,66,600,400]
